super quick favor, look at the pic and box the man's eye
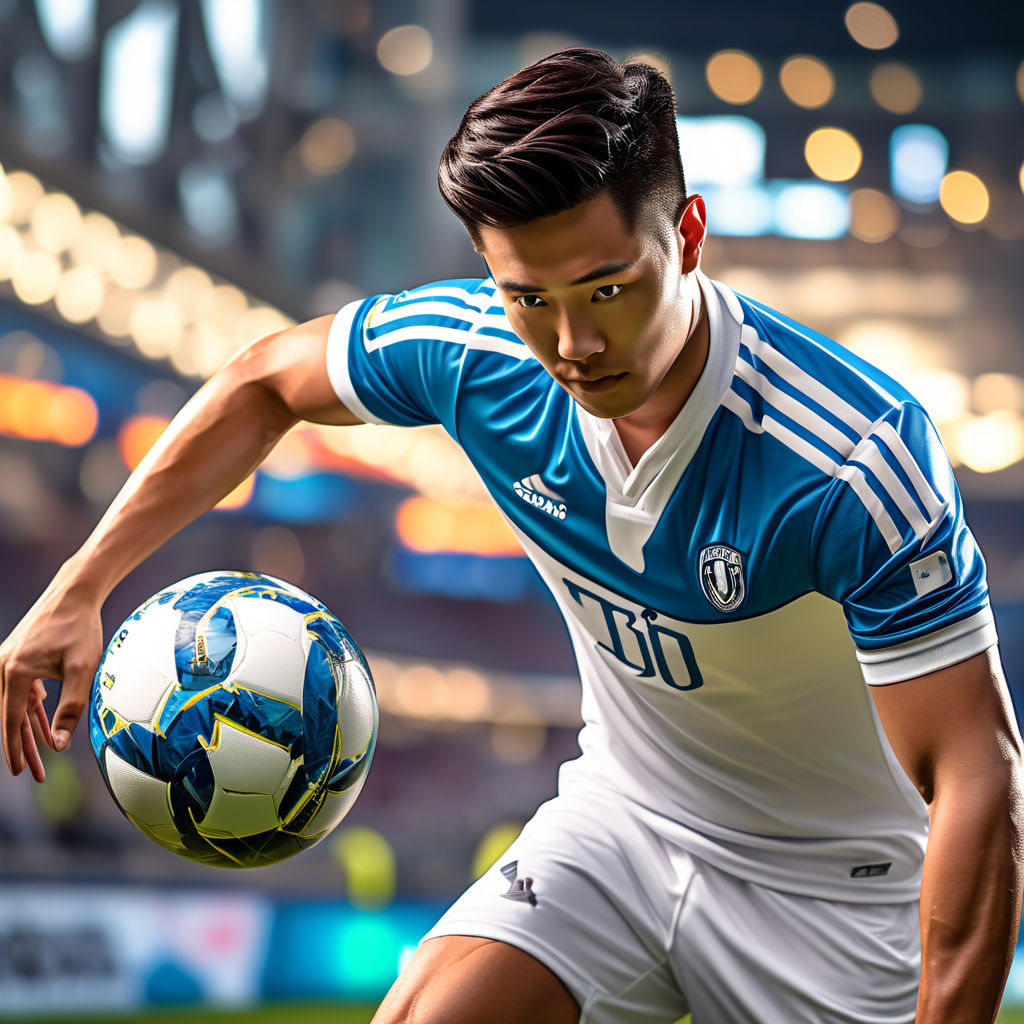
[514,294,546,309]
[593,284,622,301]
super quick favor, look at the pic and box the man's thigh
[673,861,920,1023]
[372,935,579,1024]
[413,786,690,1024]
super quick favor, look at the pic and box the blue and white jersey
[326,271,996,902]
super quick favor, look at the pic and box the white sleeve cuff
[856,606,998,685]
[325,300,389,425]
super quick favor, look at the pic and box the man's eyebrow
[497,260,636,293]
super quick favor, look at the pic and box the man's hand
[0,575,103,780]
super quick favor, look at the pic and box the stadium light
[99,0,179,165]
[890,125,948,204]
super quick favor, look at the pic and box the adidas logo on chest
[513,474,567,521]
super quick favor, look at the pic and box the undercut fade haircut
[438,47,687,247]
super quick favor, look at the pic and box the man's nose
[557,311,605,362]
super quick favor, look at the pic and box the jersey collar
[574,270,743,572]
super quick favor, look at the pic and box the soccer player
[1,46,1021,1023]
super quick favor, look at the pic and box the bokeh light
[974,373,1024,415]
[112,234,158,289]
[5,170,43,225]
[163,264,214,317]
[779,56,834,109]
[29,192,82,253]
[939,170,990,224]
[396,496,520,556]
[869,62,922,114]
[70,211,121,271]
[299,118,357,175]
[804,127,862,181]
[55,266,105,323]
[96,284,134,338]
[1017,60,1024,104]
[890,124,948,203]
[0,225,22,281]
[706,50,763,105]
[0,377,98,446]
[331,828,396,911]
[12,249,60,305]
[953,412,1024,473]
[845,2,899,50]
[46,386,99,446]
[129,296,184,359]
[849,188,899,242]
[376,25,433,76]
[905,369,970,425]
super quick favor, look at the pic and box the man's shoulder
[722,283,920,429]
[355,277,533,363]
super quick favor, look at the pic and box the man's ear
[678,195,707,275]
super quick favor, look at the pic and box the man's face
[478,190,704,421]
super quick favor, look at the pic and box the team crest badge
[699,545,746,613]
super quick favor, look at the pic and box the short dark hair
[438,47,687,246]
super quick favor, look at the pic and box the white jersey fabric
[326,271,996,903]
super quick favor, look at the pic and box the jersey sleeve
[811,400,996,685]
[325,281,491,432]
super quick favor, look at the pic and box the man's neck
[612,299,711,467]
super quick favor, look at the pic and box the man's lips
[567,371,628,393]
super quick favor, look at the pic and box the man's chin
[569,391,641,420]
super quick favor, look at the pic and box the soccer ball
[88,571,378,868]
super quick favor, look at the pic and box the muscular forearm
[916,770,1024,1022]
[58,354,297,603]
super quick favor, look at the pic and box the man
[1,46,1021,1023]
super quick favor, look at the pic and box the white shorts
[423,782,920,1023]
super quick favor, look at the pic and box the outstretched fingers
[21,713,45,783]
[30,689,55,751]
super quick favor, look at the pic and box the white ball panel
[104,746,176,832]
[205,717,293,793]
[101,603,180,725]
[338,663,377,761]
[225,596,307,705]
[197,789,282,839]
[197,719,294,837]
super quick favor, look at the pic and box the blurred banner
[0,885,270,1015]
[0,885,444,1017]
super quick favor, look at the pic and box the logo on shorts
[699,545,746,613]
[850,862,892,878]
[500,860,537,906]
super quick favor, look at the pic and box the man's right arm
[0,314,360,779]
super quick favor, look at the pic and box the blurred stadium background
[0,0,1022,1018]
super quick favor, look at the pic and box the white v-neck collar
[574,271,743,572]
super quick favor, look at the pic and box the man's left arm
[871,647,1024,1023]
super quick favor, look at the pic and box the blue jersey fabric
[326,272,997,900]
[329,275,989,663]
